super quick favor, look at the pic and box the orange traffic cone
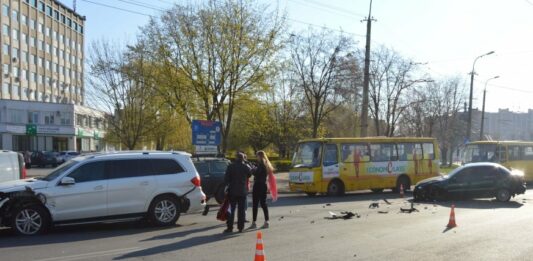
[399,184,404,198]
[447,204,457,228]
[255,231,266,261]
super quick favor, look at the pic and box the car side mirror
[60,177,75,186]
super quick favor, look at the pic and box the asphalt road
[2,184,533,261]
[6,167,533,260]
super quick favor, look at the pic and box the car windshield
[291,142,323,168]
[37,161,78,181]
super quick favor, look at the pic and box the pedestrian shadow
[114,232,238,260]
[442,227,456,233]
[140,224,225,241]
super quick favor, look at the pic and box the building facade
[0,99,106,152]
[475,108,533,141]
[1,0,84,104]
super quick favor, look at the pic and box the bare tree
[87,40,161,150]
[289,29,355,138]
[142,0,284,152]
[366,46,431,136]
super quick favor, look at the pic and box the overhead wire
[80,0,154,17]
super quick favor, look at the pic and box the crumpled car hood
[416,176,446,187]
[0,179,49,193]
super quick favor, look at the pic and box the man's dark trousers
[226,195,246,231]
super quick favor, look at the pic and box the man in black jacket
[224,152,252,233]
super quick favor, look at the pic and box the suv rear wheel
[148,196,181,226]
[11,204,49,236]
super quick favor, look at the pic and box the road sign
[195,145,218,155]
[192,120,221,146]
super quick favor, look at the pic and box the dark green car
[413,162,526,202]
[193,157,231,204]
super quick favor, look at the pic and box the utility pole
[73,0,76,12]
[360,0,375,137]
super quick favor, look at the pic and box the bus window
[509,146,522,161]
[524,146,533,160]
[341,143,369,163]
[291,142,322,168]
[423,143,435,160]
[397,143,421,161]
[370,144,396,162]
[323,144,338,166]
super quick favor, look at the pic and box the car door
[194,161,213,196]
[106,159,156,216]
[47,161,108,221]
[446,168,471,198]
[467,166,498,198]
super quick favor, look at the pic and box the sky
[70,0,533,113]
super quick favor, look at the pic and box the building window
[53,10,59,20]
[2,24,8,35]
[12,84,19,97]
[46,5,52,16]
[30,0,37,8]
[21,32,27,44]
[11,9,18,20]
[45,43,50,53]
[22,87,28,100]
[60,112,72,125]
[28,111,40,124]
[12,47,18,59]
[30,19,35,29]
[44,112,55,124]
[3,63,9,75]
[12,66,19,77]
[59,34,63,43]
[67,18,72,27]
[12,28,18,40]
[52,31,56,40]
[38,22,43,33]
[2,83,9,97]
[45,60,50,70]
[2,43,9,54]
[21,14,27,25]
[38,1,44,12]
[37,73,42,84]
[38,40,43,50]
[21,69,27,81]
[37,91,42,101]
[30,36,35,46]
[22,51,28,63]
[9,109,25,123]
[60,14,65,24]
[45,26,50,36]
[2,5,8,17]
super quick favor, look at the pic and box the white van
[0,151,26,183]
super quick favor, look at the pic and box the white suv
[0,151,206,235]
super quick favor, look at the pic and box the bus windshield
[463,144,498,163]
[292,142,322,168]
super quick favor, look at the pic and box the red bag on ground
[216,196,230,221]
[268,170,278,202]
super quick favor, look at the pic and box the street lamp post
[479,75,499,140]
[466,51,495,142]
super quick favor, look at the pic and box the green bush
[272,160,292,172]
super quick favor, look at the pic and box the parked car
[31,151,59,168]
[413,162,526,202]
[0,150,26,183]
[58,151,80,163]
[193,157,231,204]
[0,151,206,235]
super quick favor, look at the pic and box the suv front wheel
[148,196,181,226]
[11,204,49,236]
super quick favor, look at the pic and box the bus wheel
[305,192,317,197]
[371,188,384,193]
[327,179,345,196]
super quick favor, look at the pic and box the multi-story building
[1,0,84,103]
[475,108,533,141]
[0,1,107,152]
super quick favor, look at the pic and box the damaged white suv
[0,151,206,235]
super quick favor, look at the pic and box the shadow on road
[114,229,238,260]
[270,191,413,208]
[140,223,225,241]
[411,198,524,209]
[0,221,188,247]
